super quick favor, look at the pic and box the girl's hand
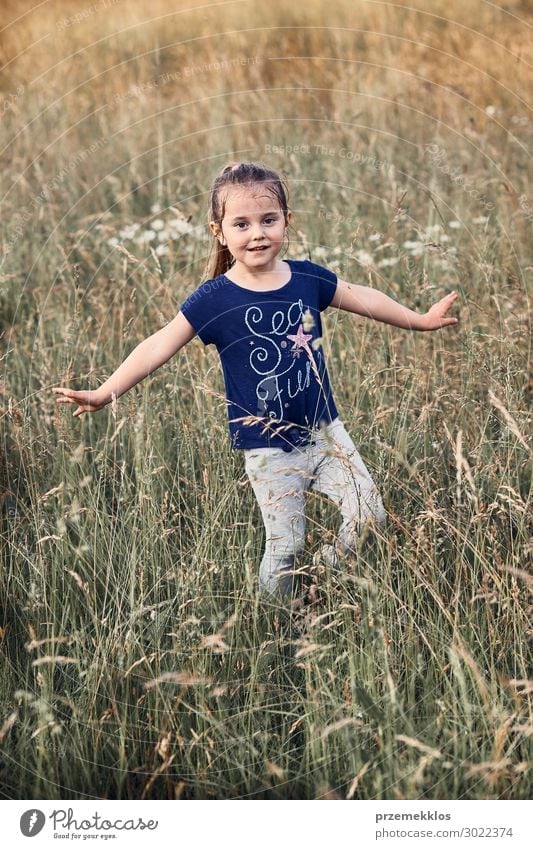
[422,291,459,330]
[52,387,108,418]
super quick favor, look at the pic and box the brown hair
[205,161,290,279]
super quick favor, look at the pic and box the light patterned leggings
[243,417,386,597]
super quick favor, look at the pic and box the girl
[52,161,459,600]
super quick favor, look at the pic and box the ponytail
[209,238,234,280]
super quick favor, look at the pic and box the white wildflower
[134,229,157,245]
[354,250,374,266]
[289,244,308,260]
[150,202,162,214]
[119,223,140,241]
[155,244,169,257]
[448,220,461,229]
[402,240,425,255]
[151,218,165,231]
[377,257,400,267]
[302,309,315,332]
[168,217,194,236]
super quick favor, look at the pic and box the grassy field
[0,0,531,799]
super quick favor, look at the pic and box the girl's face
[210,185,291,274]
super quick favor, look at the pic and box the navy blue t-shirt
[179,259,339,451]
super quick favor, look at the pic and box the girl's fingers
[439,293,459,317]
[51,388,96,416]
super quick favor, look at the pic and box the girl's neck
[224,258,291,289]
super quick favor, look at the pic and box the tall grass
[0,0,531,799]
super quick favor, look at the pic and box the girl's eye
[233,217,278,228]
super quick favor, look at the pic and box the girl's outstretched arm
[329,279,459,331]
[52,311,197,417]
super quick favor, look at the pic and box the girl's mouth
[248,246,268,251]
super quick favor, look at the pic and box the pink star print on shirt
[287,323,313,358]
